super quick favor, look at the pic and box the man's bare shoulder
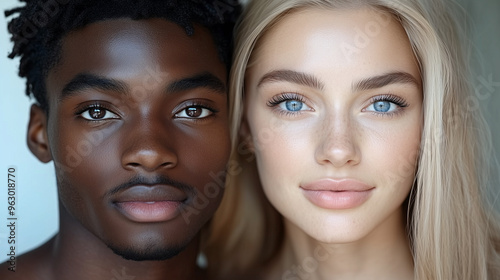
[0,238,55,280]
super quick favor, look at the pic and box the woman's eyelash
[265,93,408,117]
[371,94,409,108]
[267,93,407,107]
[267,92,306,107]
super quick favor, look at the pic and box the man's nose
[120,117,177,173]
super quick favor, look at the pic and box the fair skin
[244,7,422,280]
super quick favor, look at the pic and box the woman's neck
[264,208,414,280]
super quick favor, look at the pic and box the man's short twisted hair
[5,0,241,111]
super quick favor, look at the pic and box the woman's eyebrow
[257,70,419,92]
[353,71,420,91]
[258,69,324,90]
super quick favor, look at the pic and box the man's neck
[42,206,206,280]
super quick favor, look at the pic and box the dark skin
[0,18,230,280]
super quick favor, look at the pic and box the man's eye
[80,107,119,120]
[175,106,214,119]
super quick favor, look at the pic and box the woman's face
[244,7,422,243]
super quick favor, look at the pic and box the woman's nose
[314,113,361,168]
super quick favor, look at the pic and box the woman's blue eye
[367,100,398,113]
[373,101,391,112]
[284,100,303,111]
[267,93,312,114]
[364,95,408,114]
[278,100,311,112]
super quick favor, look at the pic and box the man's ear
[239,118,255,153]
[27,104,52,163]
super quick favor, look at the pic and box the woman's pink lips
[300,179,374,209]
[116,201,182,223]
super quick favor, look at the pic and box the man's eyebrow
[353,72,420,91]
[257,70,324,90]
[60,73,128,101]
[167,72,226,94]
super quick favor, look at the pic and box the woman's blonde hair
[205,0,500,279]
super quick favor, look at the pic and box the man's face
[37,18,230,260]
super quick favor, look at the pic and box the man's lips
[112,185,188,223]
[112,185,188,203]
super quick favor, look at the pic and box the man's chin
[108,243,186,261]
